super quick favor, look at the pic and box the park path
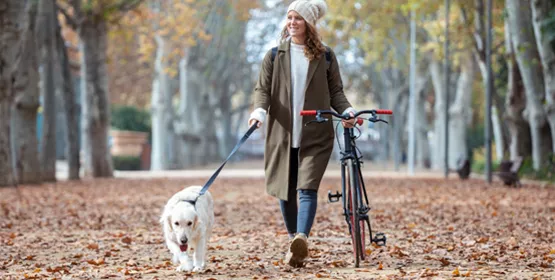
[1,166,554,279]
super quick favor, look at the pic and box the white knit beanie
[287,0,328,26]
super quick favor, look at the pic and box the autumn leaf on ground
[121,236,132,244]
[452,267,460,277]
[439,258,450,266]
[86,259,105,266]
[1,176,553,279]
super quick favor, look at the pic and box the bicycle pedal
[373,232,386,246]
[327,190,342,203]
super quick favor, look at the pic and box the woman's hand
[248,118,262,128]
[342,112,357,128]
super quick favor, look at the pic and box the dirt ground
[1,176,554,279]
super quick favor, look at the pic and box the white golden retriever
[160,186,214,272]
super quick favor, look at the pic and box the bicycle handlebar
[300,109,392,126]
[300,109,393,119]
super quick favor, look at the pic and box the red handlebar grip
[300,110,317,116]
[375,109,393,115]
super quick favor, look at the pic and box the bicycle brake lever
[304,118,328,126]
[376,119,389,124]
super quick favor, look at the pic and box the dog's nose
[180,237,188,244]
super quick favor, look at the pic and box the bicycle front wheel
[346,159,363,267]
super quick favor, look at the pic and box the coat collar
[277,39,324,96]
[278,40,291,95]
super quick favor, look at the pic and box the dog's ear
[167,215,173,232]
[192,215,200,230]
[161,211,173,232]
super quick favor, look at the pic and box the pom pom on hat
[287,0,328,26]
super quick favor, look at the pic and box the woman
[248,0,356,267]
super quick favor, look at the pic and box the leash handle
[199,122,259,195]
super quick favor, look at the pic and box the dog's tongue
[179,244,188,252]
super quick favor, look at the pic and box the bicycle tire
[347,159,362,267]
[357,170,369,261]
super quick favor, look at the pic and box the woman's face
[287,10,307,41]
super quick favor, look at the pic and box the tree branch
[56,2,78,29]
[106,0,144,14]
[70,0,82,21]
[104,0,145,24]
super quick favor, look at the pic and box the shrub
[472,154,554,183]
[519,154,555,183]
[112,156,142,171]
[111,105,151,133]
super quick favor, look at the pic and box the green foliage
[110,105,151,133]
[519,154,555,182]
[541,7,555,51]
[471,159,500,174]
[472,154,555,183]
[112,155,142,171]
[467,123,485,152]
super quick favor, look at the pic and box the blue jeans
[279,148,318,237]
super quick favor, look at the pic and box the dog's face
[168,203,198,249]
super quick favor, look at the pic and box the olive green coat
[253,40,352,201]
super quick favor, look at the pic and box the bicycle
[300,109,392,267]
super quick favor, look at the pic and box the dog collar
[179,199,197,211]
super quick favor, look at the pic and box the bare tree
[59,0,143,177]
[448,51,475,167]
[55,5,80,180]
[11,0,41,184]
[507,0,552,170]
[504,17,532,160]
[0,1,25,186]
[531,0,555,153]
[38,0,57,182]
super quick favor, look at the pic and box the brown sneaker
[285,233,308,267]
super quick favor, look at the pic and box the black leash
[182,122,259,206]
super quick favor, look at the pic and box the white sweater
[289,42,309,148]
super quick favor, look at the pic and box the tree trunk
[38,0,57,182]
[150,35,173,171]
[55,8,80,180]
[507,0,552,170]
[448,51,475,167]
[531,0,555,153]
[416,88,430,169]
[0,0,25,186]
[79,19,113,177]
[430,59,447,170]
[412,65,430,169]
[174,54,202,168]
[504,16,532,160]
[11,0,40,184]
[491,106,504,160]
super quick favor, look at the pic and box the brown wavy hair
[281,22,326,61]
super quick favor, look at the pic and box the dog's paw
[192,265,205,273]
[176,263,193,272]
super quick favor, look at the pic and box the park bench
[496,156,523,187]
